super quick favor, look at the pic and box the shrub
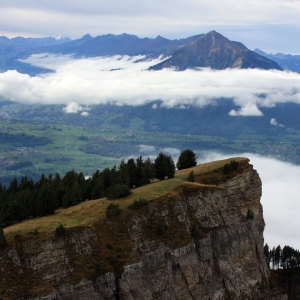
[190,221,207,239]
[106,203,122,218]
[128,198,149,209]
[157,221,168,236]
[186,170,195,182]
[0,227,7,248]
[106,184,132,199]
[223,160,239,174]
[246,209,254,220]
[55,224,65,236]
[106,244,113,249]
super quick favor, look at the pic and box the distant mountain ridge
[1,30,299,75]
[1,33,205,59]
[254,48,300,73]
[0,35,71,59]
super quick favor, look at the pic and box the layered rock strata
[0,162,288,299]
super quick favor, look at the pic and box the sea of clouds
[0,54,299,117]
[136,147,300,250]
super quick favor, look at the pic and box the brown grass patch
[3,157,250,242]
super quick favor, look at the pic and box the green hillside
[3,157,248,241]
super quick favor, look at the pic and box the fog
[136,147,300,250]
[0,54,299,116]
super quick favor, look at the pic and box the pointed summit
[82,34,92,40]
[149,31,282,71]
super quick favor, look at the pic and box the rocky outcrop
[0,161,288,299]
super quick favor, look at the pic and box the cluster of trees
[0,132,51,147]
[0,151,190,227]
[223,160,239,174]
[7,161,33,170]
[264,244,300,269]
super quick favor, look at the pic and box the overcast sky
[0,0,299,54]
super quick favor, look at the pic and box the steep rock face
[0,162,288,299]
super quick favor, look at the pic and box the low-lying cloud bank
[136,147,300,250]
[0,54,299,116]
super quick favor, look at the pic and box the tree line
[264,244,300,269]
[0,151,189,227]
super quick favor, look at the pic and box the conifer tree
[176,149,197,170]
[155,153,175,180]
[187,170,195,182]
[0,213,7,248]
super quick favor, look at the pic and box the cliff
[0,158,288,299]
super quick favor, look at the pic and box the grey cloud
[2,0,299,23]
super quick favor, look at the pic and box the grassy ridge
[3,157,248,241]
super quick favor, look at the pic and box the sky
[0,0,299,54]
[136,147,300,249]
[0,55,299,118]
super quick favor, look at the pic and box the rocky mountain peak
[149,30,282,71]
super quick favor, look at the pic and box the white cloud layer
[134,147,300,250]
[0,54,299,115]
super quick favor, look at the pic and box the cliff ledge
[0,158,288,299]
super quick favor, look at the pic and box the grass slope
[4,157,248,242]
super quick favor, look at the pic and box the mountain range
[1,30,299,75]
[254,48,300,73]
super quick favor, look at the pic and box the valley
[0,113,299,186]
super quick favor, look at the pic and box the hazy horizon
[0,0,299,54]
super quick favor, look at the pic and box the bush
[186,170,195,182]
[157,221,168,236]
[55,224,65,236]
[128,198,149,209]
[190,221,207,239]
[106,184,132,199]
[223,160,239,174]
[0,227,7,248]
[246,209,254,220]
[106,203,122,218]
